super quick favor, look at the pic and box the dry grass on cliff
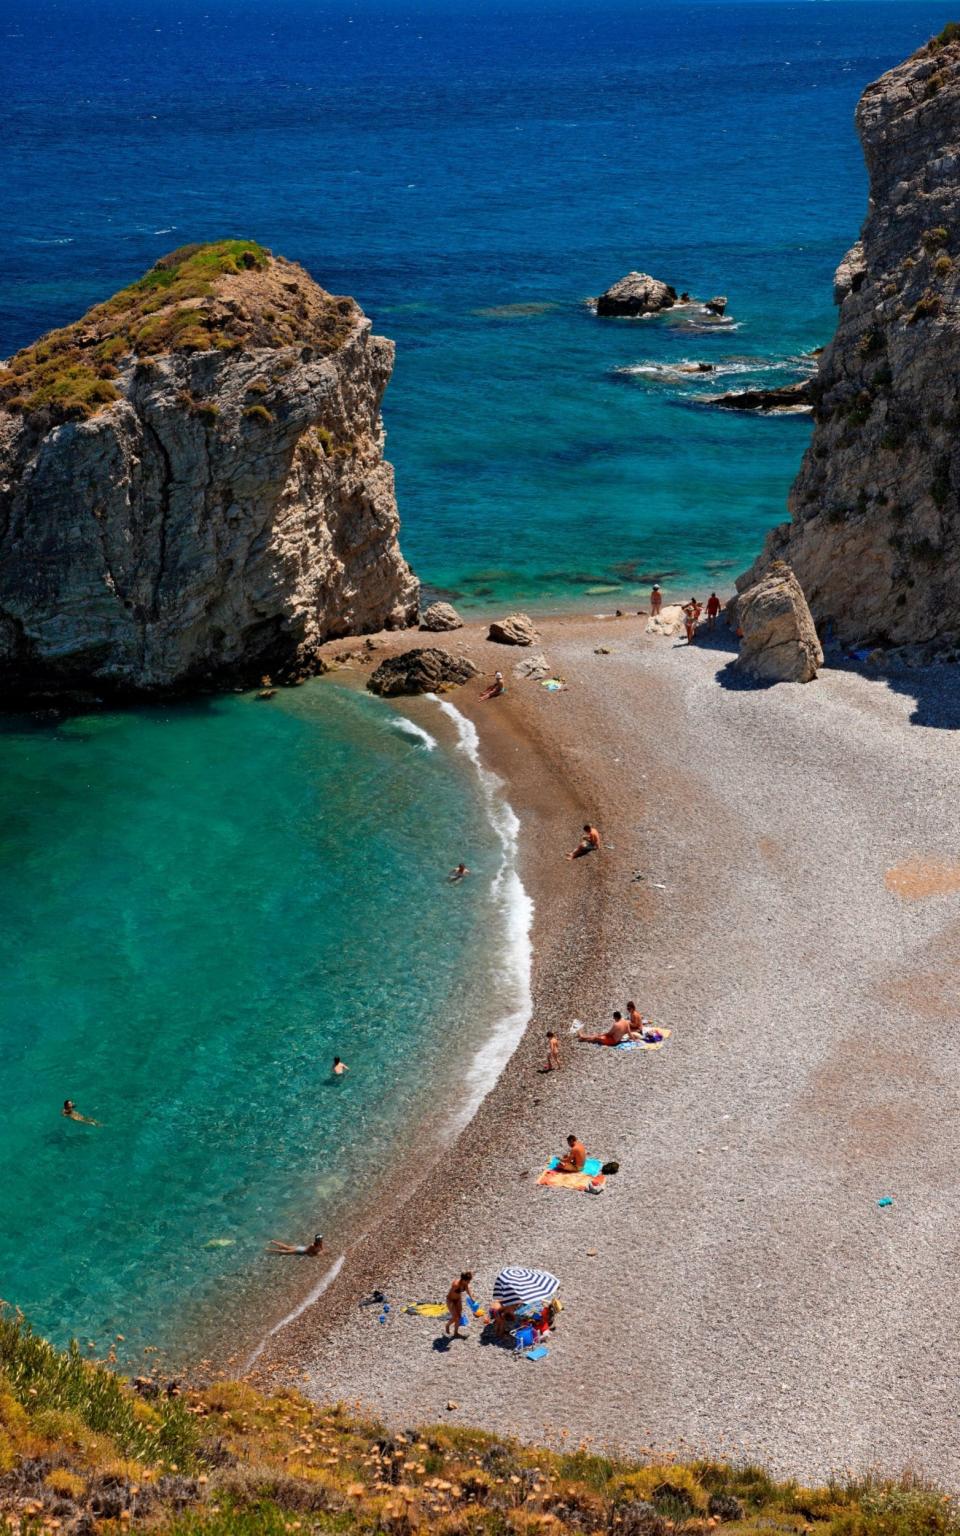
[0,239,359,425]
[0,1314,957,1536]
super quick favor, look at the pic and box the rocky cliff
[0,240,418,697]
[739,29,960,645]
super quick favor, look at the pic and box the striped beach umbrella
[492,1266,560,1309]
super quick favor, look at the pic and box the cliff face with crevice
[0,242,418,697]
[739,33,960,645]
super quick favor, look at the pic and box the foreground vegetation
[0,1313,955,1536]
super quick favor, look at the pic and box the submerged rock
[488,613,540,646]
[738,32,960,645]
[596,272,678,316]
[367,647,478,696]
[420,601,463,632]
[0,240,418,699]
[735,561,823,683]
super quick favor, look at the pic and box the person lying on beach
[479,671,504,700]
[332,1056,348,1076]
[577,1011,630,1047]
[448,862,470,882]
[555,1133,587,1172]
[445,1271,474,1338]
[568,824,601,859]
[62,1099,99,1125]
[266,1233,325,1256]
[543,1030,560,1072]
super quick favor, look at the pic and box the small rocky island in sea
[0,240,418,701]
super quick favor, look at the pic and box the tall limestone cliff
[0,241,418,697]
[739,29,960,646]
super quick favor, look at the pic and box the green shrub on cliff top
[0,240,279,424]
[931,20,960,47]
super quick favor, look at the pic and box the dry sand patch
[885,856,960,901]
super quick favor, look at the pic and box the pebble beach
[253,613,960,1488]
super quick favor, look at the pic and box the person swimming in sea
[448,862,470,882]
[267,1233,325,1256]
[332,1056,348,1076]
[62,1099,99,1125]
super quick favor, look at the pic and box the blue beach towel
[524,1345,549,1361]
[549,1156,603,1176]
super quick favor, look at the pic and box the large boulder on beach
[419,601,463,632]
[596,273,677,317]
[646,603,685,637]
[735,562,823,683]
[367,647,478,696]
[488,613,540,646]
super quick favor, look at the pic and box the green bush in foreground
[0,1312,957,1536]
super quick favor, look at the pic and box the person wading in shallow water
[445,1271,474,1338]
[266,1233,325,1256]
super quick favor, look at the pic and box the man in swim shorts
[577,1011,630,1046]
[267,1233,325,1256]
[555,1133,587,1172]
[568,824,601,860]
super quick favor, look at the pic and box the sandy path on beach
[262,615,960,1488]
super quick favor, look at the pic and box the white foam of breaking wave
[432,698,534,1134]
[244,1254,346,1369]
[390,715,438,751]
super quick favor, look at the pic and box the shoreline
[249,609,960,1490]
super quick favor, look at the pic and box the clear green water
[0,685,513,1361]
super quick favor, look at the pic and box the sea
[0,0,947,1361]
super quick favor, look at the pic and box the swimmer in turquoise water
[267,1233,324,1256]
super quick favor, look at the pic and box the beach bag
[601,1160,620,1175]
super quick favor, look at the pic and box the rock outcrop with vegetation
[739,29,960,645]
[0,1314,958,1536]
[0,240,418,698]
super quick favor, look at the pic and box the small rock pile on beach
[735,561,823,683]
[488,614,540,646]
[367,647,478,696]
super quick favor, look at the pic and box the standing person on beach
[683,600,700,644]
[650,583,662,616]
[445,1271,474,1338]
[706,592,721,629]
[544,1030,561,1071]
[568,824,601,859]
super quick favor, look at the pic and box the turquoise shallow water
[0,685,511,1358]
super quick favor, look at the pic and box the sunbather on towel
[555,1133,587,1172]
[578,1011,630,1046]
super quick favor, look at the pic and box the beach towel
[537,1169,607,1193]
[540,678,566,691]
[548,1156,603,1175]
[402,1302,449,1318]
[616,1027,672,1052]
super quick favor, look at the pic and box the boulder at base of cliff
[367,648,479,696]
[488,613,540,646]
[646,604,685,638]
[420,601,463,632]
[735,562,823,684]
[596,273,677,316]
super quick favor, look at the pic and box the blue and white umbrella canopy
[492,1266,560,1309]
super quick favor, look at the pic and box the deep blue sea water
[0,0,950,1357]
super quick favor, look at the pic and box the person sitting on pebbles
[577,1011,631,1047]
[555,1133,587,1173]
[479,671,504,700]
[567,824,601,860]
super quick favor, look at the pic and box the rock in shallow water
[595,272,678,316]
[735,561,823,683]
[367,648,478,696]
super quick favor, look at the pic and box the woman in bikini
[445,1271,474,1338]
